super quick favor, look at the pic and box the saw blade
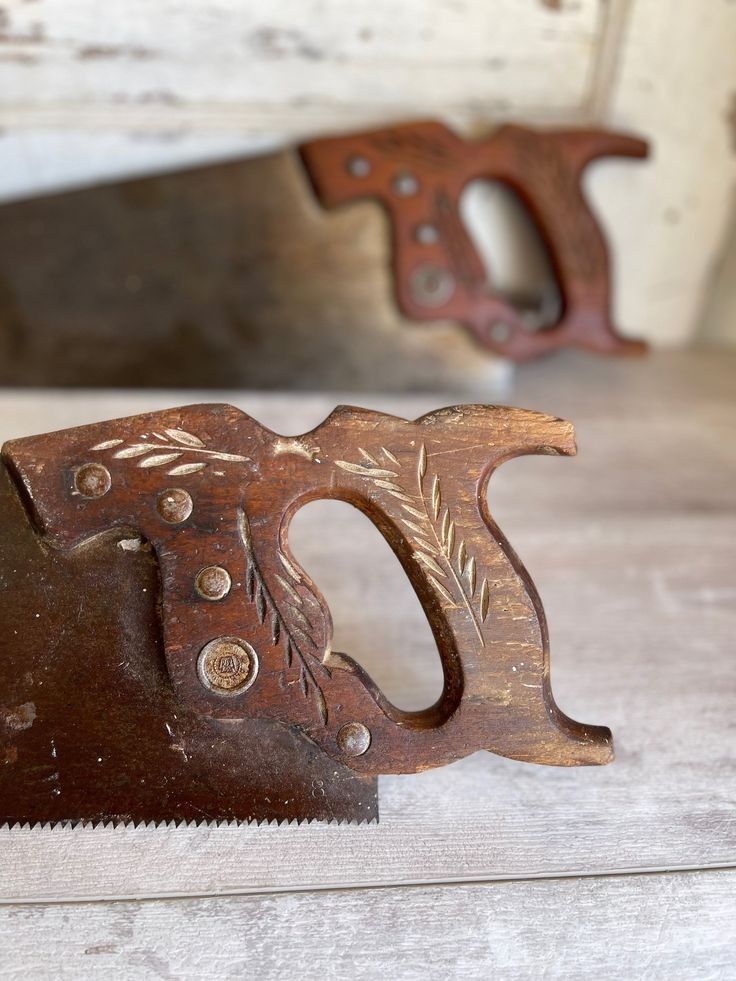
[0,466,378,825]
[0,150,479,392]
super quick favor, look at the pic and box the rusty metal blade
[0,465,378,825]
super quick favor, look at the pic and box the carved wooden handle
[2,403,612,774]
[301,121,649,360]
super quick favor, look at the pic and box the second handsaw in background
[0,120,647,389]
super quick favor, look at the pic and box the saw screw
[489,322,513,344]
[415,222,439,245]
[346,155,371,178]
[392,171,419,196]
[156,487,193,524]
[74,462,111,499]
[409,263,455,308]
[195,565,231,601]
[337,721,371,757]
[198,637,258,695]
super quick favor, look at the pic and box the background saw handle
[301,120,649,360]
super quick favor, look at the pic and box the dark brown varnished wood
[0,402,612,823]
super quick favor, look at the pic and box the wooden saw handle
[3,403,612,774]
[301,120,649,361]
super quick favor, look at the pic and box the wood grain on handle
[3,402,612,775]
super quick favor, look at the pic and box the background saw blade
[0,149,492,393]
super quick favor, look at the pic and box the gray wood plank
[1,869,735,980]
[0,351,733,901]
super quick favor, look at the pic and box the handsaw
[0,120,647,388]
[0,401,612,825]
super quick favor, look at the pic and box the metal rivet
[198,637,258,695]
[415,222,439,245]
[409,263,455,308]
[392,171,419,196]
[156,487,193,524]
[195,565,232,601]
[336,721,371,757]
[346,155,371,178]
[74,463,111,499]
[490,322,512,344]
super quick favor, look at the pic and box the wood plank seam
[3,860,736,909]
[584,0,633,123]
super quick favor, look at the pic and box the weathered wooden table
[0,349,734,979]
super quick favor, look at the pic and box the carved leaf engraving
[336,445,491,644]
[139,452,183,469]
[168,462,207,476]
[369,130,460,170]
[91,429,250,475]
[238,509,330,725]
[89,438,124,451]
[163,428,204,448]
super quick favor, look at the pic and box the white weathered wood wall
[701,201,736,346]
[1,0,735,346]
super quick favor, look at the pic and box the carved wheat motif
[369,131,460,170]
[90,428,249,475]
[238,509,329,725]
[336,445,490,645]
